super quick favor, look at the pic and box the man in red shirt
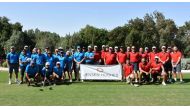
[139,58,151,84]
[166,46,173,82]
[158,46,170,74]
[101,45,106,65]
[149,46,158,64]
[104,47,117,65]
[93,46,101,65]
[117,46,127,80]
[129,46,140,82]
[123,59,136,86]
[114,46,119,55]
[170,46,183,82]
[126,46,131,59]
[143,47,150,62]
[150,56,167,85]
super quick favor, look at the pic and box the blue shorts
[9,63,19,73]
[131,62,139,72]
[172,63,181,73]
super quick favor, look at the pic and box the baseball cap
[94,45,98,48]
[131,46,135,49]
[45,47,49,49]
[102,45,105,48]
[145,47,149,50]
[56,62,61,65]
[58,47,63,50]
[109,47,113,49]
[161,46,166,49]
[152,46,156,49]
[30,60,35,64]
[155,56,159,59]
[115,46,118,49]
[77,46,80,49]
[24,45,28,48]
[45,62,50,66]
[88,45,92,48]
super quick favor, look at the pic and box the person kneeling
[25,61,40,86]
[53,62,64,85]
[150,56,167,86]
[123,59,137,86]
[139,58,151,84]
[41,62,53,86]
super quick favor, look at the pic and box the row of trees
[0,11,190,57]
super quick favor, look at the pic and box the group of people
[6,44,183,86]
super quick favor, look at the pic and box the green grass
[0,71,190,106]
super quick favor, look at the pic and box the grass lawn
[0,71,190,106]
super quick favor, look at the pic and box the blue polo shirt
[53,66,63,77]
[84,51,94,63]
[26,50,31,58]
[25,64,39,76]
[19,54,28,67]
[41,67,53,76]
[74,51,84,62]
[31,53,37,62]
[36,53,46,65]
[6,52,19,64]
[53,54,60,63]
[58,56,66,68]
[46,56,55,68]
[65,55,73,69]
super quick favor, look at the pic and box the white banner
[80,64,122,80]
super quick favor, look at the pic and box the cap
[145,47,149,50]
[127,46,130,49]
[161,46,166,49]
[167,46,171,49]
[56,62,61,65]
[45,62,50,66]
[152,46,156,49]
[102,45,105,48]
[120,46,123,48]
[66,51,70,54]
[109,47,113,49]
[77,46,80,49]
[24,45,28,48]
[94,45,98,48]
[131,46,135,49]
[45,47,49,49]
[115,46,118,49]
[30,60,35,64]
[10,46,15,49]
[88,45,92,48]
[155,56,159,59]
[58,47,63,50]
[82,47,86,49]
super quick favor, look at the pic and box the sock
[174,78,177,81]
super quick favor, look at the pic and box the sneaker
[162,82,166,86]
[16,80,20,84]
[134,84,139,87]
[135,79,138,83]
[180,80,184,84]
[8,80,12,85]
[69,79,72,83]
[81,79,84,82]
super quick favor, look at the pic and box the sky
[0,2,190,36]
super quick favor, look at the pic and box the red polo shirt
[170,51,182,63]
[93,51,101,62]
[158,52,169,63]
[139,62,151,72]
[149,52,158,63]
[117,52,127,64]
[123,64,134,77]
[104,52,116,65]
[129,52,139,63]
[151,62,163,73]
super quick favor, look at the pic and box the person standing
[36,49,46,76]
[170,46,184,83]
[149,46,158,64]
[24,45,31,58]
[104,47,117,65]
[73,46,85,81]
[100,45,106,65]
[65,51,73,82]
[93,46,101,65]
[31,48,38,62]
[129,46,140,83]
[84,46,94,64]
[19,49,30,84]
[6,46,19,84]
[45,51,55,69]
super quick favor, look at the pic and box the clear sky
[0,2,190,36]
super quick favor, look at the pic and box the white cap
[58,47,63,50]
[45,62,50,66]
[152,46,156,49]
[24,45,28,48]
[56,62,61,65]
[115,46,118,49]
[88,45,92,48]
[109,47,113,49]
[94,45,97,48]
[155,56,159,59]
[161,46,166,48]
[102,45,105,47]
[145,47,149,50]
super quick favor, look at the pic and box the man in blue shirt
[41,62,53,82]
[36,49,46,75]
[31,48,38,62]
[84,46,94,64]
[53,62,64,85]
[43,47,49,57]
[25,61,39,86]
[24,45,31,58]
[65,51,73,82]
[45,51,55,69]
[53,49,60,64]
[19,49,30,84]
[6,46,19,85]
[73,46,85,81]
